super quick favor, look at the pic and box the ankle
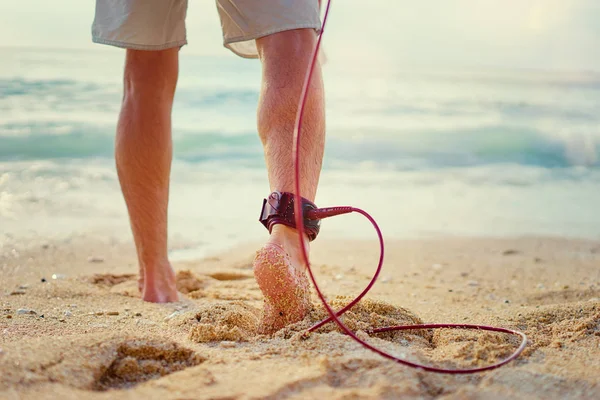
[142,260,176,285]
[138,253,170,269]
[140,261,178,303]
[268,226,311,271]
[269,225,310,246]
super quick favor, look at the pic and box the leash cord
[291,0,527,374]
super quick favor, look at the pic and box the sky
[1,0,599,71]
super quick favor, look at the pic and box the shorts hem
[92,37,188,51]
[223,23,322,59]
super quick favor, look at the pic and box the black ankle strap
[259,191,321,241]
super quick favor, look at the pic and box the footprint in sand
[186,271,260,301]
[87,273,141,298]
[2,336,204,392]
[87,273,137,286]
[208,271,253,281]
[526,287,600,306]
[86,271,212,298]
[86,270,259,301]
[92,339,205,391]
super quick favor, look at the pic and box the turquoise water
[1,47,599,252]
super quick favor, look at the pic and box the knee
[123,48,179,103]
[256,29,317,69]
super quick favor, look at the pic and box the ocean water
[1,47,599,256]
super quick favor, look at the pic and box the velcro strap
[259,191,321,241]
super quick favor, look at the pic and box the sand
[1,235,599,399]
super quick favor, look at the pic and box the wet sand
[1,235,599,399]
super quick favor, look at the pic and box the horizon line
[1,44,599,76]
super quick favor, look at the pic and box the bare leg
[254,29,326,333]
[116,48,179,303]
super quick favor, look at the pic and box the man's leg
[254,29,326,333]
[116,48,179,303]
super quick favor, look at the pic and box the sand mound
[171,301,261,343]
[175,270,211,294]
[429,329,520,368]
[423,300,600,370]
[277,296,431,343]
[513,300,599,351]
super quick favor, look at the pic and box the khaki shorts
[92,0,321,59]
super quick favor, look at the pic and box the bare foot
[140,261,179,303]
[253,225,312,334]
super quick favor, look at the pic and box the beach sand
[1,235,599,399]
